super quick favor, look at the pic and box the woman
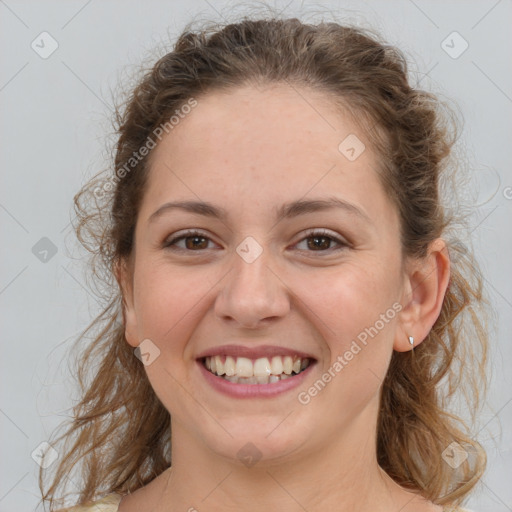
[40,13,489,512]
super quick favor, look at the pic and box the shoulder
[56,493,122,512]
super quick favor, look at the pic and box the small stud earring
[408,336,414,347]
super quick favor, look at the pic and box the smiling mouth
[201,355,313,384]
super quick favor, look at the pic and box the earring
[408,336,414,348]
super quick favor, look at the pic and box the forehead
[140,84,395,226]
[153,84,362,167]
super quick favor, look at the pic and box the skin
[116,83,450,512]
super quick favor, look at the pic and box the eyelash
[162,228,349,254]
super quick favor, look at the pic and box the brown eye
[184,235,209,250]
[307,235,333,250]
[163,230,216,251]
[294,229,348,253]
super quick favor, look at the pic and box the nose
[214,246,290,329]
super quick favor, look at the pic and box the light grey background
[1,1,511,510]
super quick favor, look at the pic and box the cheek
[133,262,217,350]
[290,262,399,362]
[291,265,399,419]
[133,264,217,413]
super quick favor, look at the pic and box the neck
[155,404,411,512]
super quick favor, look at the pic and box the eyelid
[291,228,349,251]
[163,229,221,250]
[163,227,350,253]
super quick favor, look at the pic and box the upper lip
[196,344,317,361]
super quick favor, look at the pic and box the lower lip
[197,359,316,398]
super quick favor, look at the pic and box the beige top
[59,494,475,512]
[58,493,122,511]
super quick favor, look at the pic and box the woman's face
[121,84,412,465]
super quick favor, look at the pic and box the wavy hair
[40,8,490,511]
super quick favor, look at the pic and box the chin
[199,415,315,467]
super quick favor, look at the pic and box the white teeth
[214,355,225,375]
[203,354,311,383]
[283,356,293,375]
[235,357,253,378]
[270,356,283,375]
[224,356,236,376]
[253,357,271,377]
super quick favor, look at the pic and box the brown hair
[40,9,490,511]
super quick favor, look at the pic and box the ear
[394,238,451,352]
[114,257,139,348]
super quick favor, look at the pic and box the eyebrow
[148,196,371,224]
